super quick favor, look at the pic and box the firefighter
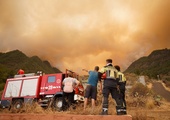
[99,59,122,115]
[114,65,127,107]
[115,65,127,115]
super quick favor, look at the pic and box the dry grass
[131,110,147,120]
[1,94,170,120]
[145,97,155,109]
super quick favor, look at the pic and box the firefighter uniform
[115,65,127,115]
[99,63,122,115]
[117,71,126,107]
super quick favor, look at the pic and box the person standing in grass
[114,65,127,115]
[114,65,127,107]
[82,66,102,113]
[99,59,122,115]
[62,73,80,109]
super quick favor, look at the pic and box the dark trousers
[120,89,126,107]
[63,91,75,107]
[102,86,122,109]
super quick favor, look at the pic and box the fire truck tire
[12,99,24,110]
[53,97,63,111]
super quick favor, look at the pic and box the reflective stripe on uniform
[100,66,118,79]
[118,72,126,82]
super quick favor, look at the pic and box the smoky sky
[0,0,170,73]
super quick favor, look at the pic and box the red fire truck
[1,70,84,111]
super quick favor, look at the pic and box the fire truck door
[43,74,62,95]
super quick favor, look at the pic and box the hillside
[0,50,61,90]
[125,48,170,79]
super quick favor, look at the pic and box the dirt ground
[0,114,133,120]
[128,109,170,120]
[1,110,170,120]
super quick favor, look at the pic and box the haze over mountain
[0,48,170,90]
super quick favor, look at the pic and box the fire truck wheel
[12,99,24,110]
[53,97,63,111]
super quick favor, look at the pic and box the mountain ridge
[0,50,62,90]
[124,48,170,78]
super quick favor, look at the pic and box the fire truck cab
[1,70,84,111]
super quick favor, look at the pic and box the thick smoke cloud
[0,0,169,73]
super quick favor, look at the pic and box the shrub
[0,83,5,92]
[127,83,154,108]
[129,83,150,97]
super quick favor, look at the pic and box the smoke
[0,0,170,73]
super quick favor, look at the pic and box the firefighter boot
[116,106,127,115]
[123,106,127,115]
[100,108,108,115]
[116,106,122,115]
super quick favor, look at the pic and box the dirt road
[152,82,170,102]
